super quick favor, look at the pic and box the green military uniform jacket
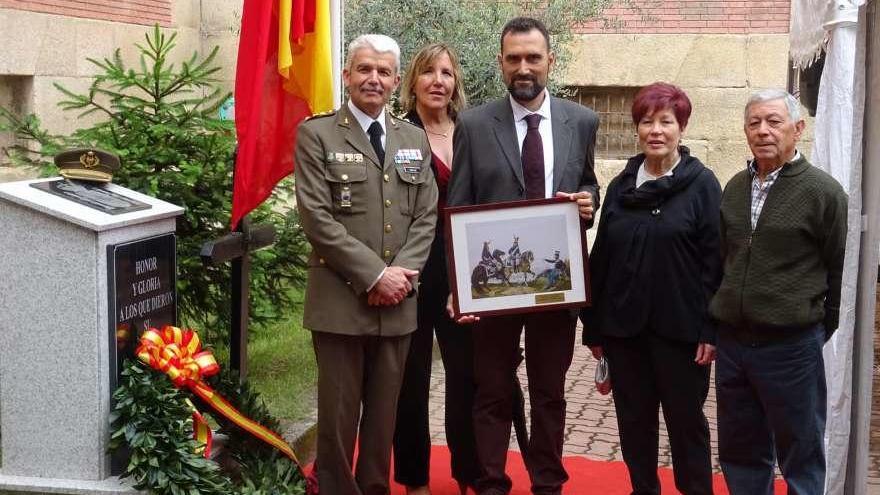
[294,102,438,336]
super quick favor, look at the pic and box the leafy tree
[343,0,639,108]
[0,26,309,341]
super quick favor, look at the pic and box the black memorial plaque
[108,233,177,387]
[31,178,152,215]
[107,233,177,474]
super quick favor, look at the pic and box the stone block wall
[566,0,812,188]
[0,0,245,182]
[1,0,808,189]
[568,32,808,187]
[0,0,172,26]
[582,0,790,34]
[198,0,243,86]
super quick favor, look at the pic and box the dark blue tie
[368,121,385,164]
[522,113,544,199]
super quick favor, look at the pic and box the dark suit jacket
[447,96,600,218]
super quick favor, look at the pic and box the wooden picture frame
[445,197,591,319]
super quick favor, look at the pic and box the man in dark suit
[447,16,599,495]
[294,34,438,495]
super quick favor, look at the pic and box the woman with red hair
[581,82,722,495]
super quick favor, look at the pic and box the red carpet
[389,445,788,494]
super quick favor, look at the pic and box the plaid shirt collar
[747,150,801,230]
[747,150,801,180]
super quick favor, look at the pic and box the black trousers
[603,333,713,495]
[393,283,481,486]
[472,310,576,495]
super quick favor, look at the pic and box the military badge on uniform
[326,151,364,163]
[340,186,352,208]
[394,148,423,164]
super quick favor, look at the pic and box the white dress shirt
[510,90,554,198]
[347,100,387,150]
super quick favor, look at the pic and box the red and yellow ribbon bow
[137,326,300,468]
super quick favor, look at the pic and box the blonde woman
[392,43,478,495]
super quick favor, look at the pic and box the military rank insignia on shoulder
[306,109,336,121]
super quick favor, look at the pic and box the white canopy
[790,1,875,494]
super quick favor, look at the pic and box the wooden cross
[200,216,276,379]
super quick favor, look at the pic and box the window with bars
[565,86,641,160]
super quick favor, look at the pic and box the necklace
[424,123,453,139]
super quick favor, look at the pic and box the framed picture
[445,197,591,318]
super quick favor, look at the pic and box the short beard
[507,76,544,102]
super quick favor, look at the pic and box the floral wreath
[111,325,316,494]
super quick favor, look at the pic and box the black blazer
[581,147,722,345]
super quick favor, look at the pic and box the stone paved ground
[426,327,717,470]
[426,320,880,492]
[283,284,880,491]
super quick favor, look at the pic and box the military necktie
[522,113,545,199]
[367,121,385,165]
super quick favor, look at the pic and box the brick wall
[0,0,171,26]
[579,0,790,34]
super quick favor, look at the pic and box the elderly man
[709,89,847,495]
[294,34,438,495]
[447,16,599,495]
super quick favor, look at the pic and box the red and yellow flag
[231,0,334,229]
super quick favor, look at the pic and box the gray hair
[744,89,802,122]
[345,34,401,73]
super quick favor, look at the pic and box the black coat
[581,147,722,345]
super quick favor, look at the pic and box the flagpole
[331,0,343,107]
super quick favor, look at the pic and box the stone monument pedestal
[0,178,183,494]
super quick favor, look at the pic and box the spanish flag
[231,0,334,229]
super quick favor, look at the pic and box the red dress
[432,152,451,211]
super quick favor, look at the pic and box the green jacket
[709,155,847,340]
[294,103,438,336]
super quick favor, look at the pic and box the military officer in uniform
[294,33,438,495]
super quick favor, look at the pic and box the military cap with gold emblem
[54,148,121,183]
